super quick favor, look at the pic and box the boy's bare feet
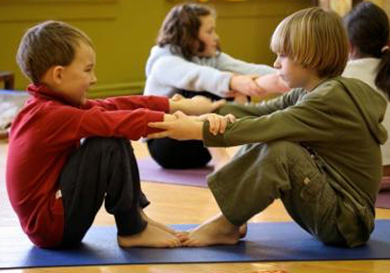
[141,210,176,235]
[182,213,240,247]
[179,223,247,239]
[117,224,182,248]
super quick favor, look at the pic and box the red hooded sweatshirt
[6,84,169,248]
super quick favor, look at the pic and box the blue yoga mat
[1,221,390,269]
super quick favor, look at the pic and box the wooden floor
[1,140,390,273]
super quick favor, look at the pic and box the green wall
[0,0,310,98]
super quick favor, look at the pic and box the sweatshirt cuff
[217,72,233,97]
[202,121,227,147]
[149,96,170,113]
[144,111,165,136]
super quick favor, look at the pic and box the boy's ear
[52,65,64,85]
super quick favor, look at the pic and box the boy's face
[273,54,314,90]
[197,15,219,58]
[59,42,97,105]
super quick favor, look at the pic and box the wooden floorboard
[1,140,389,273]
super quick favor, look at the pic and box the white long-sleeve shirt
[343,58,390,165]
[144,45,275,98]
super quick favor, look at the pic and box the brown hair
[271,7,349,78]
[344,2,390,98]
[16,20,93,84]
[157,3,216,60]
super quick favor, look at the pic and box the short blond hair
[270,7,348,78]
[16,20,93,84]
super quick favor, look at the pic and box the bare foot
[176,231,189,242]
[141,211,176,235]
[175,225,244,240]
[118,224,182,248]
[239,223,248,238]
[182,213,240,247]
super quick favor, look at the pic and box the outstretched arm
[169,94,226,116]
[149,111,235,140]
[255,73,290,94]
[149,88,336,148]
[151,56,232,97]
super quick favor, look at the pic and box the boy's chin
[284,81,298,89]
[70,96,87,106]
[79,97,87,105]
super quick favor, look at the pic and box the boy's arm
[215,88,303,118]
[46,105,170,142]
[86,93,224,118]
[83,95,169,113]
[147,89,305,140]
[148,112,235,141]
[148,93,330,145]
[203,92,335,147]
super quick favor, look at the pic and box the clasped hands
[148,95,236,140]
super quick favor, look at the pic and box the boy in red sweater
[6,20,227,249]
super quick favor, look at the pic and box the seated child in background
[6,20,230,249]
[149,7,387,248]
[144,3,288,170]
[343,2,390,179]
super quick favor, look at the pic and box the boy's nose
[273,59,281,69]
[90,74,97,86]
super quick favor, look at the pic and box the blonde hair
[270,7,348,78]
[16,20,93,84]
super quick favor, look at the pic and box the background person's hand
[230,74,264,96]
[170,95,226,115]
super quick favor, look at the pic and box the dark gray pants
[208,141,348,246]
[147,138,211,169]
[59,137,148,248]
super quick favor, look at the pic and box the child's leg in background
[58,137,180,248]
[147,138,211,169]
[147,138,231,170]
[200,141,347,246]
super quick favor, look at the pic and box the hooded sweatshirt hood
[335,77,388,145]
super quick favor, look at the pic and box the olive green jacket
[204,77,387,246]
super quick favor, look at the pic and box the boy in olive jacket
[148,7,388,248]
